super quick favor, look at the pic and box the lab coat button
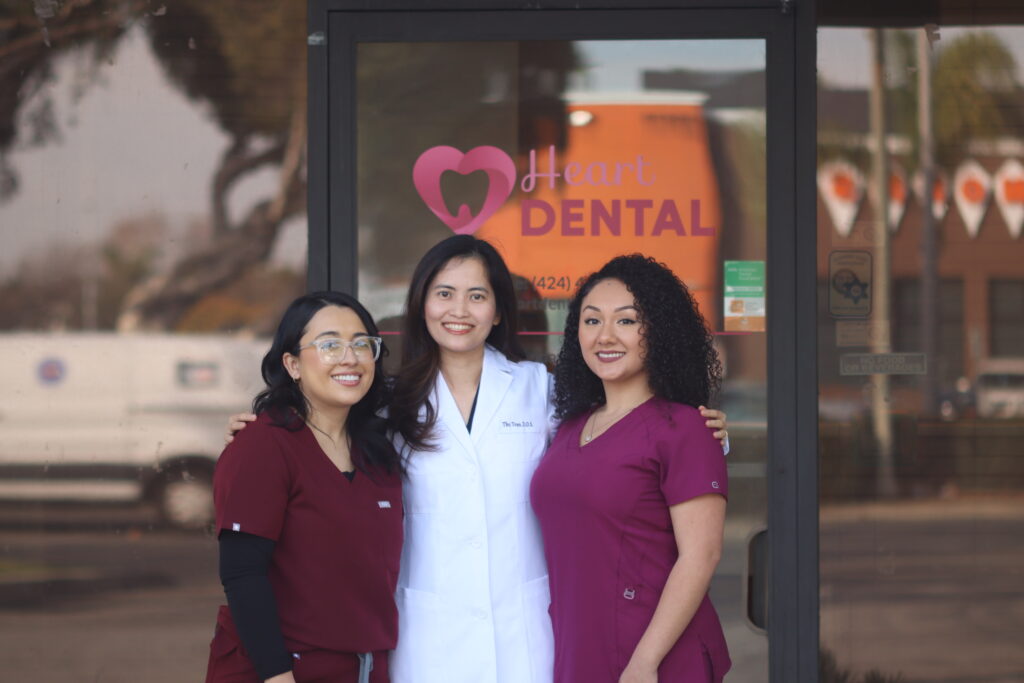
[474,609,488,620]
[470,539,482,549]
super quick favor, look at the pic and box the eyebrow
[432,283,491,293]
[313,330,369,340]
[582,304,639,313]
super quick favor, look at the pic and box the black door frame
[307,2,819,681]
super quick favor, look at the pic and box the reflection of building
[479,91,723,328]
[816,87,1024,397]
[644,69,767,385]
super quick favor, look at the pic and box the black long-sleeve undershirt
[219,530,293,681]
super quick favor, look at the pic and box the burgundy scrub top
[530,398,731,683]
[212,412,403,659]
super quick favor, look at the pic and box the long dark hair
[553,254,722,421]
[390,235,524,452]
[252,291,402,475]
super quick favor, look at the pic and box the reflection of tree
[357,42,578,279]
[818,30,1023,168]
[1,0,306,330]
[932,32,1022,165]
[0,213,164,330]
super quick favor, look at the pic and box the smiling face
[423,256,500,360]
[578,278,650,392]
[283,305,375,417]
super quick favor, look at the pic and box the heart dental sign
[413,145,715,238]
[411,94,724,318]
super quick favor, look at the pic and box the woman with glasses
[207,291,402,683]
[530,255,732,683]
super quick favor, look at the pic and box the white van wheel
[158,472,214,530]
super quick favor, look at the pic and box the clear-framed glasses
[298,336,383,363]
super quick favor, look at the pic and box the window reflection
[818,24,1024,683]
[0,3,306,680]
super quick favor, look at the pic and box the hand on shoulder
[225,412,258,444]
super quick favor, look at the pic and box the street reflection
[818,24,1024,683]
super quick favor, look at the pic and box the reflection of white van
[976,358,1024,419]
[0,333,266,528]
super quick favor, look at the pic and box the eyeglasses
[298,336,383,363]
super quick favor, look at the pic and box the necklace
[583,396,652,443]
[307,419,350,452]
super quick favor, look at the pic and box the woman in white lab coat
[386,235,555,683]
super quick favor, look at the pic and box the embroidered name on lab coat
[499,419,538,433]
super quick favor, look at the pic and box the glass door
[312,5,813,680]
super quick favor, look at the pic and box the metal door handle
[744,527,768,632]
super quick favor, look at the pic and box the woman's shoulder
[646,398,705,431]
[224,411,299,455]
[491,347,549,380]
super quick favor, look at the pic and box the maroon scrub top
[213,412,403,656]
[530,398,731,683]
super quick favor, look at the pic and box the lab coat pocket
[392,586,441,682]
[522,575,555,682]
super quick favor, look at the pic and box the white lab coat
[390,345,555,683]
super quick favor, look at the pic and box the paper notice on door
[724,261,765,332]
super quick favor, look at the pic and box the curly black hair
[553,254,722,421]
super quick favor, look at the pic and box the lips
[596,351,625,363]
[442,322,474,334]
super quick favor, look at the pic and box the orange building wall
[477,99,722,328]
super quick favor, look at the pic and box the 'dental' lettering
[515,145,713,238]
[522,198,714,237]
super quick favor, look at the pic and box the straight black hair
[390,235,524,453]
[253,290,402,475]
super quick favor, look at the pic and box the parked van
[975,358,1024,419]
[0,333,266,528]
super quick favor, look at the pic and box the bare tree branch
[210,137,286,236]
[117,96,307,332]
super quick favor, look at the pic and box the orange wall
[477,100,722,327]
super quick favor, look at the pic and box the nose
[595,322,616,344]
[335,344,357,365]
[451,294,469,317]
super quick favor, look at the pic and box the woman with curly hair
[530,254,732,683]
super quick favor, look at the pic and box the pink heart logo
[413,146,517,235]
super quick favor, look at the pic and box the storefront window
[818,23,1024,683]
[989,279,1024,356]
[0,3,306,678]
